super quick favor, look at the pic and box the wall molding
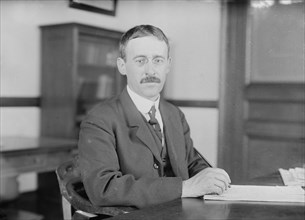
[0,97,41,107]
[166,99,218,108]
[0,97,218,108]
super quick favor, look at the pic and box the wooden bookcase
[40,23,125,138]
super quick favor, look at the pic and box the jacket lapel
[160,99,185,178]
[119,88,162,164]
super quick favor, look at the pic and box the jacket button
[153,163,159,169]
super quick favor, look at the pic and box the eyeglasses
[133,56,166,67]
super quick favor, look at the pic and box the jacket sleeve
[179,109,210,177]
[78,113,182,209]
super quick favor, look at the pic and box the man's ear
[117,58,127,75]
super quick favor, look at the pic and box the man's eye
[135,58,146,64]
[153,58,164,64]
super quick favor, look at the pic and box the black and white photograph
[0,0,304,219]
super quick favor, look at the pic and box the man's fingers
[214,179,228,194]
[213,168,231,184]
[215,176,230,190]
[214,185,223,194]
[191,167,232,196]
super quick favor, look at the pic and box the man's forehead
[125,36,168,56]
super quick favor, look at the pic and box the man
[78,25,231,208]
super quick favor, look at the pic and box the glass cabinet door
[76,34,122,117]
[77,34,119,100]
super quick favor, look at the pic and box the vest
[144,118,175,177]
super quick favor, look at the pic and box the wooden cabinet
[40,23,125,138]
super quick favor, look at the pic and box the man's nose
[145,61,155,75]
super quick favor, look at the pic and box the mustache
[140,76,161,84]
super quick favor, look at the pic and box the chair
[56,158,136,220]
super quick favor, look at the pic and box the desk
[107,174,304,220]
[0,136,78,219]
[0,136,78,177]
[108,198,304,220]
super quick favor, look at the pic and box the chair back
[55,158,135,217]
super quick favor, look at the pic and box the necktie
[148,105,163,143]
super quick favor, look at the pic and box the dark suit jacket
[78,88,209,208]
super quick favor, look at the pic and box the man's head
[117,25,171,101]
[119,25,170,61]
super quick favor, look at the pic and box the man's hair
[119,24,170,60]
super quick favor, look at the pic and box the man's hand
[181,167,231,198]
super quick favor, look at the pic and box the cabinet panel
[78,34,118,67]
[247,138,304,179]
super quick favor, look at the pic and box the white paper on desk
[204,185,305,203]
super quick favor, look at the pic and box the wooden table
[107,197,304,220]
[107,174,304,220]
[0,136,78,177]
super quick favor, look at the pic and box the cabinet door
[76,33,124,117]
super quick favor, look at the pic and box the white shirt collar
[127,85,160,114]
